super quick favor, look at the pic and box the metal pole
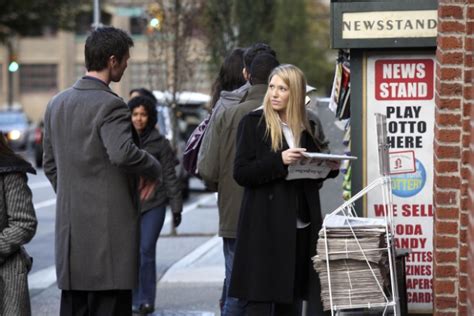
[93,0,101,29]
[7,41,13,109]
[170,0,181,236]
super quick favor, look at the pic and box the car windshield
[0,113,27,125]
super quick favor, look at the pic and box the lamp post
[7,40,18,109]
[92,0,101,29]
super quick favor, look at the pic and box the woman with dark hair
[130,88,158,104]
[128,96,183,315]
[209,47,247,110]
[0,135,37,316]
[229,64,339,315]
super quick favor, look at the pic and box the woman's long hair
[209,48,246,109]
[263,64,312,152]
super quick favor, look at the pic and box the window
[130,17,147,35]
[20,64,57,93]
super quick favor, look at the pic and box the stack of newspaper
[313,215,390,311]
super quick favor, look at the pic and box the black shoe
[138,303,155,314]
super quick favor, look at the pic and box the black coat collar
[0,154,36,175]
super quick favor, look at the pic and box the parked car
[0,110,32,151]
[153,91,210,199]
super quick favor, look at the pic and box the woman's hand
[281,148,306,165]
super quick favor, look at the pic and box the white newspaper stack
[313,215,390,311]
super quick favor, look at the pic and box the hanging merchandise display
[328,50,352,200]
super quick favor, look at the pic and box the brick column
[434,1,473,315]
[467,2,474,315]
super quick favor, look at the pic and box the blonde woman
[229,64,339,315]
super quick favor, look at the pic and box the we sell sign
[365,53,435,314]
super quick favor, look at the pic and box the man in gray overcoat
[43,26,161,316]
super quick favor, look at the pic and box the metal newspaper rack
[320,114,401,315]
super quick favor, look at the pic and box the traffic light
[147,3,164,32]
[8,54,19,72]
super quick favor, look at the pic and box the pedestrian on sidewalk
[43,26,162,316]
[199,51,280,316]
[198,43,276,187]
[230,64,339,316]
[0,135,37,316]
[128,95,183,315]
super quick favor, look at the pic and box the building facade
[0,1,210,122]
[434,1,473,315]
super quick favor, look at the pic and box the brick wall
[434,1,474,315]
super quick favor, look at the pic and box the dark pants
[222,237,247,316]
[60,290,132,316]
[246,301,301,316]
[133,206,166,307]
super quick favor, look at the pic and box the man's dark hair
[249,53,280,85]
[129,88,157,104]
[243,43,276,71]
[127,96,158,132]
[85,26,134,71]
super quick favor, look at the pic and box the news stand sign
[366,53,434,313]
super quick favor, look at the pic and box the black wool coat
[229,109,337,308]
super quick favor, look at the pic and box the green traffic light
[8,61,19,72]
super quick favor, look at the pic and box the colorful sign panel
[365,53,435,313]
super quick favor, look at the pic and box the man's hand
[173,213,182,227]
[281,148,306,165]
[139,177,157,201]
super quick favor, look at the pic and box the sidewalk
[152,193,224,316]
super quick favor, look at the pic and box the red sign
[375,59,434,101]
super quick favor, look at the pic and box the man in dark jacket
[43,27,161,316]
[199,53,279,315]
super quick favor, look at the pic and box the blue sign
[391,159,426,198]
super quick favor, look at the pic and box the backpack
[182,113,210,176]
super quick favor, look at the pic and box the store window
[20,64,57,93]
